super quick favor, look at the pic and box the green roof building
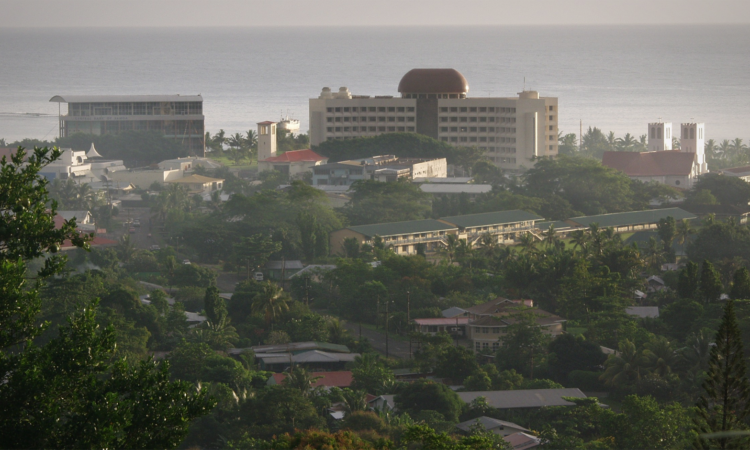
[567,208,695,231]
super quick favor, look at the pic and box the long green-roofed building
[567,207,695,231]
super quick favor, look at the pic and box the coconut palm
[543,224,559,249]
[635,134,648,151]
[704,139,718,162]
[570,229,591,256]
[730,138,748,164]
[517,232,537,254]
[675,218,693,247]
[615,133,637,152]
[600,340,646,387]
[643,336,677,377]
[477,232,498,258]
[245,129,258,149]
[606,131,617,150]
[327,317,349,344]
[718,139,732,160]
[116,233,137,263]
[283,367,322,396]
[192,316,239,351]
[439,234,460,264]
[252,281,289,326]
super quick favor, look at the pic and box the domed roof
[398,68,469,94]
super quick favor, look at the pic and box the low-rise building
[419,183,492,199]
[165,174,224,194]
[330,219,458,256]
[414,317,470,337]
[565,207,695,233]
[109,167,184,189]
[456,417,530,437]
[465,298,565,352]
[440,210,543,245]
[719,165,750,182]
[602,150,700,188]
[259,149,329,178]
[457,388,587,410]
[58,210,96,232]
[312,155,447,186]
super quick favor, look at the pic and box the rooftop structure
[251,341,350,355]
[312,155,446,186]
[419,183,492,197]
[455,417,529,437]
[457,388,587,409]
[566,207,695,230]
[257,120,328,178]
[165,174,224,194]
[267,371,353,388]
[309,69,558,171]
[50,94,204,155]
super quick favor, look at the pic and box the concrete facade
[109,168,184,189]
[648,122,673,151]
[309,69,558,172]
[312,155,447,186]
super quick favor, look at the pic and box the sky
[3,0,749,28]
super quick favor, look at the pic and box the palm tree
[600,340,646,387]
[643,237,664,270]
[705,139,718,162]
[245,129,258,150]
[643,336,676,377]
[192,316,239,351]
[477,232,498,259]
[340,389,368,413]
[675,218,693,247]
[116,233,137,263]
[252,281,289,326]
[283,367,322,396]
[439,234,460,264]
[730,138,748,165]
[517,232,537,254]
[718,139,732,161]
[543,224,559,249]
[635,134,648,152]
[327,317,349,344]
[606,131,617,150]
[570,229,591,256]
[615,133,637,152]
[213,129,227,152]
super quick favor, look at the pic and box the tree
[232,234,281,277]
[341,179,431,225]
[731,267,750,300]
[282,367,322,396]
[240,386,324,438]
[351,353,395,395]
[296,211,318,261]
[434,345,480,383]
[547,333,607,382]
[396,379,464,422]
[203,286,227,324]
[700,260,723,303]
[657,216,676,248]
[343,237,361,258]
[496,311,552,378]
[695,300,750,449]
[690,173,750,207]
[599,340,645,387]
[679,261,700,299]
[252,281,289,326]
[0,147,213,448]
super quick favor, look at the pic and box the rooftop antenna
[523,77,526,91]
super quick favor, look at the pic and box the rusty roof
[601,150,696,177]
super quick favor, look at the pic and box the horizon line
[2,23,749,29]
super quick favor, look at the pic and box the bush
[175,286,206,312]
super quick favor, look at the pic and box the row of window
[327,126,415,133]
[327,116,415,123]
[475,341,501,351]
[440,106,519,113]
[439,116,517,123]
[440,136,517,144]
[68,102,202,116]
[439,126,517,134]
[326,106,415,113]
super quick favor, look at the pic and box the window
[398,117,405,122]
[398,127,405,132]
[489,107,495,112]
[369,126,376,131]
[407,117,415,122]
[482,342,489,350]
[549,105,554,111]
[450,127,458,132]
[460,137,467,142]
[369,107,376,112]
[378,107,386,112]
[469,127,477,132]
[470,107,477,112]
[369,116,376,122]
[480,137,487,142]
[327,127,333,132]
[326,107,333,113]
[335,107,341,112]
[549,145,554,150]
[407,107,415,112]
[479,127,487,132]
[492,342,499,351]
[335,127,341,132]
[459,117,467,122]
[469,117,477,122]
[450,137,458,142]
[407,127,415,132]
[351,107,358,112]
[549,125,554,131]
[479,117,487,122]
[470,137,477,142]
[440,117,448,122]
[440,107,448,112]
[344,127,350,132]
[460,107,467,112]
[378,126,386,131]
[388,107,395,112]
[450,107,458,112]
[378,116,386,122]
[388,126,395,131]
[335,117,341,122]
[343,117,350,122]
[388,117,395,122]
[343,107,350,112]
[492,327,500,334]
[440,127,448,132]
[326,117,333,123]
[475,342,481,351]
[489,117,495,122]
[397,107,405,112]
[479,107,487,112]
[450,117,458,122]
[675,180,681,185]
[549,115,554,121]
[488,127,495,132]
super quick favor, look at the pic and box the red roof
[270,370,353,388]
[602,151,695,177]
[262,149,328,163]
[53,214,117,248]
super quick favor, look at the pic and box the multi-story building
[49,94,205,155]
[309,68,558,171]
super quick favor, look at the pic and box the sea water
[0,25,748,143]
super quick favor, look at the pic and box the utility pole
[407,290,411,358]
[385,300,390,359]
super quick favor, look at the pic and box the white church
[602,121,708,189]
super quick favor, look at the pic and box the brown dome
[398,68,469,94]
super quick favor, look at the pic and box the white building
[309,68,558,171]
[311,155,446,186]
[257,121,328,178]
[39,144,126,182]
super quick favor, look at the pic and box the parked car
[150,245,160,251]
[129,227,136,234]
[253,272,264,281]
[133,219,141,227]
[182,259,191,265]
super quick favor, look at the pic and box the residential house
[259,149,329,179]
[455,416,530,437]
[464,298,565,352]
[414,317,470,337]
[57,210,96,232]
[266,371,353,389]
[504,432,542,449]
[255,350,359,372]
[165,174,224,194]
[626,306,660,319]
[265,260,304,280]
[457,388,588,410]
[720,165,750,182]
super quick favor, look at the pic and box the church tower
[647,122,673,151]
[257,121,277,162]
[681,122,707,174]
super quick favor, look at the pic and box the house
[57,210,95,232]
[457,388,588,410]
[566,208,696,233]
[165,174,224,194]
[251,341,351,355]
[255,350,359,372]
[442,307,468,318]
[465,298,565,353]
[455,416,530,437]
[602,150,701,188]
[504,432,542,449]
[109,167,184,189]
[265,260,304,280]
[266,371,353,389]
[646,275,666,293]
[413,317,470,337]
[311,155,446,186]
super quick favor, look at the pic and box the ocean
[1,25,748,144]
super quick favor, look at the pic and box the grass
[205,153,257,170]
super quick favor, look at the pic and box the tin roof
[420,184,492,195]
[414,317,471,326]
[457,388,587,409]
[456,416,529,434]
[263,149,327,163]
[568,208,695,228]
[440,210,543,228]
[602,150,696,177]
[348,219,457,238]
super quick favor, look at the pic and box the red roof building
[53,213,117,249]
[258,149,329,179]
[262,149,327,163]
[266,370,353,388]
[602,150,701,189]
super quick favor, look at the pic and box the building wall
[329,229,368,256]
[258,160,324,178]
[647,122,673,151]
[411,158,447,178]
[470,323,563,352]
[109,168,183,189]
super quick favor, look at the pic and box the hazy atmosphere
[4,1,750,449]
